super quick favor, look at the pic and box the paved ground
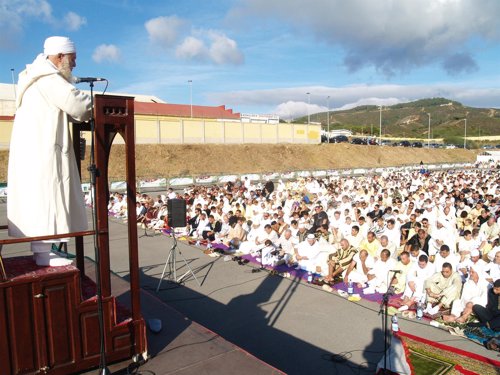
[2,204,500,374]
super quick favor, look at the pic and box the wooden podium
[0,94,147,374]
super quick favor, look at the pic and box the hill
[0,144,476,182]
[295,98,500,144]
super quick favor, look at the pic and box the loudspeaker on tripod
[168,199,187,227]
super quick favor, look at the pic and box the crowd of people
[104,168,500,331]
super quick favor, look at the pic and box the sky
[2,0,500,119]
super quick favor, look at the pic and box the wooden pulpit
[0,94,147,374]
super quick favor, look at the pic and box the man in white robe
[424,263,462,314]
[442,267,488,323]
[364,249,396,294]
[295,234,323,273]
[8,36,92,266]
[276,229,298,266]
[344,249,375,286]
[433,245,459,274]
[398,254,435,310]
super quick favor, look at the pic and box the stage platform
[78,258,283,375]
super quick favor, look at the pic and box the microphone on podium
[73,76,107,84]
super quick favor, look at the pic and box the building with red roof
[135,102,240,120]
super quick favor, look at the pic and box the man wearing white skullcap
[7,36,92,266]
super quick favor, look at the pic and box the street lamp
[327,95,330,141]
[306,92,310,125]
[10,68,16,100]
[427,113,431,149]
[463,118,467,149]
[188,80,193,118]
[379,105,382,145]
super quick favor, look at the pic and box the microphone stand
[87,81,110,375]
[379,271,397,375]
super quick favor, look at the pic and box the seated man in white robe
[428,220,456,258]
[442,267,489,323]
[250,223,279,257]
[424,262,463,315]
[346,225,364,249]
[384,219,401,249]
[433,245,459,275]
[408,244,427,264]
[391,251,412,294]
[486,249,500,285]
[457,249,488,282]
[276,229,298,266]
[344,249,375,286]
[457,230,475,260]
[364,249,397,294]
[238,220,261,254]
[398,254,436,310]
[261,240,284,267]
[295,234,324,274]
[379,235,398,260]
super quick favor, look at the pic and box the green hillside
[295,98,500,143]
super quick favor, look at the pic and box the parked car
[411,142,423,148]
[482,145,494,149]
[397,140,411,147]
[495,144,500,149]
[330,135,349,143]
[380,140,392,146]
[445,144,457,149]
[367,138,378,145]
[350,138,367,145]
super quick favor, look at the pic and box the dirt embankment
[0,143,477,182]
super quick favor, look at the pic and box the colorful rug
[397,330,500,375]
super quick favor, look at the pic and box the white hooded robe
[7,54,92,238]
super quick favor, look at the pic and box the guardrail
[0,161,483,198]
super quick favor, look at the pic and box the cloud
[145,15,185,47]
[63,11,86,31]
[442,52,478,75]
[92,44,121,63]
[208,31,244,65]
[175,36,208,61]
[175,31,243,65]
[0,0,52,49]
[230,0,500,76]
[208,82,500,118]
[145,15,244,65]
[275,101,326,120]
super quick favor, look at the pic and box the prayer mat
[397,330,500,375]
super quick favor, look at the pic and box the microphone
[73,76,106,84]
[390,270,401,273]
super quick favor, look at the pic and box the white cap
[298,223,305,229]
[44,36,76,55]
[307,234,315,240]
[470,249,480,257]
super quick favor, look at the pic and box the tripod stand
[156,229,201,291]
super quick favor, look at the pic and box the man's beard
[59,55,74,83]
